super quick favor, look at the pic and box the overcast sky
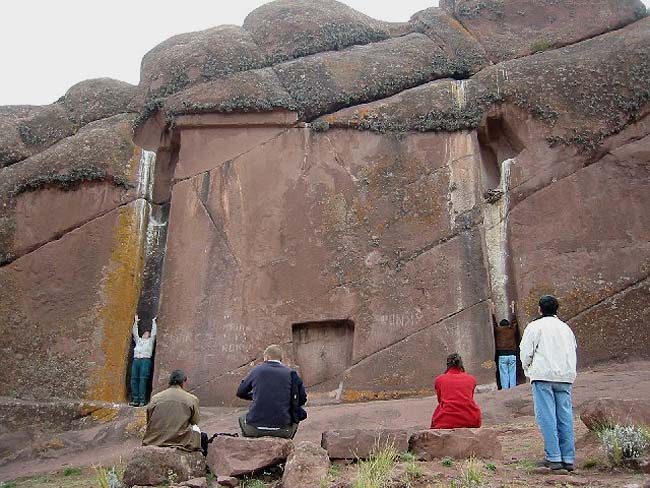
[1,0,648,106]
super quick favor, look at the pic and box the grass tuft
[441,457,454,467]
[352,444,399,488]
[598,424,650,466]
[63,467,82,477]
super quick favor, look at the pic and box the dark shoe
[128,401,138,407]
[137,402,146,407]
[562,462,574,472]
[538,460,564,470]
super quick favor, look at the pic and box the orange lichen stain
[88,204,146,402]
[482,360,496,370]
[90,407,120,422]
[125,413,147,439]
[39,438,66,451]
[342,388,432,403]
[324,115,337,124]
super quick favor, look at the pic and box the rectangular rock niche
[292,320,354,388]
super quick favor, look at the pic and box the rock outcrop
[321,429,409,459]
[282,441,330,488]
[408,428,503,460]
[580,399,650,430]
[205,436,293,477]
[123,446,205,487]
[1,0,649,407]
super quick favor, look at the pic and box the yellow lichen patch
[39,438,66,451]
[90,407,120,422]
[481,360,495,370]
[89,203,146,402]
[125,415,147,439]
[342,388,432,403]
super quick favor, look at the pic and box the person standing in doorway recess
[493,301,519,389]
[130,314,157,407]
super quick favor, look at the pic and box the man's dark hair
[169,369,187,386]
[499,319,510,327]
[539,295,559,316]
[446,353,465,372]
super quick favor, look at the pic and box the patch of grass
[441,457,454,467]
[514,459,536,474]
[352,444,399,488]
[63,467,82,477]
[0,482,18,488]
[404,459,424,479]
[582,457,605,469]
[484,461,497,472]
[93,463,125,488]
[321,464,343,488]
[530,39,554,53]
[457,457,484,487]
[598,424,650,466]
[240,480,267,488]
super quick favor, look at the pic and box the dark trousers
[238,413,298,439]
[130,358,152,404]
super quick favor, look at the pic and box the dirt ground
[2,360,650,487]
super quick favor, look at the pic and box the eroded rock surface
[205,436,293,477]
[123,446,205,487]
[408,428,503,460]
[321,429,409,459]
[282,441,330,488]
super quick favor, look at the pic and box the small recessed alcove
[291,319,354,388]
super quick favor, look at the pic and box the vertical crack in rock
[124,150,171,399]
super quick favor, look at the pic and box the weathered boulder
[282,441,330,488]
[580,399,650,431]
[274,33,461,120]
[408,429,503,460]
[0,104,75,167]
[321,429,409,459]
[178,477,208,488]
[206,436,293,477]
[410,7,489,76]
[441,0,646,63]
[61,78,138,125]
[138,26,265,102]
[0,79,137,168]
[216,476,239,487]
[243,0,395,63]
[123,446,205,486]
[162,68,295,117]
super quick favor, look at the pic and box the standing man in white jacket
[520,295,577,471]
[130,314,157,407]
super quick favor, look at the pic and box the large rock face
[1,0,649,407]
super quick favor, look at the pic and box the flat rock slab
[321,429,409,459]
[206,436,293,477]
[216,476,239,487]
[123,446,205,487]
[580,398,650,431]
[408,428,502,460]
[178,477,208,488]
[282,441,330,488]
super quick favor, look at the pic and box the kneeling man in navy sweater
[236,344,307,439]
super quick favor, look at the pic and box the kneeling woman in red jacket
[431,353,482,429]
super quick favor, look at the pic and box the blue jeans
[498,355,517,389]
[130,358,153,404]
[532,381,575,463]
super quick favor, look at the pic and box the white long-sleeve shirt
[520,315,577,384]
[133,318,157,359]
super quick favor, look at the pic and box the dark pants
[130,358,152,404]
[238,413,298,439]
